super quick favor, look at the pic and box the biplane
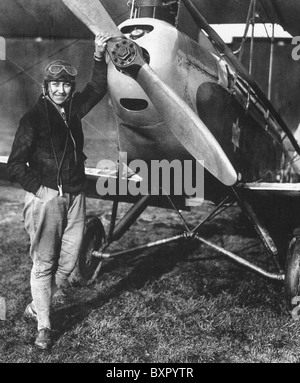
[1,0,300,315]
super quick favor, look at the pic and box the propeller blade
[136,64,237,186]
[62,0,237,186]
[62,0,123,37]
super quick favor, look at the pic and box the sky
[211,23,292,43]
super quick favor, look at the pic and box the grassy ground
[1,180,300,363]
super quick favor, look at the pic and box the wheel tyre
[69,216,106,286]
[284,236,300,316]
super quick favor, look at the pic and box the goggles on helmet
[48,64,78,76]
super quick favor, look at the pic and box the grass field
[1,180,300,363]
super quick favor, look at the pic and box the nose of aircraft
[107,18,185,126]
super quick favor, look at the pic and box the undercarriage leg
[232,187,284,274]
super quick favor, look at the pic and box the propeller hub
[109,38,137,68]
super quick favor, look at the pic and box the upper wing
[192,0,300,37]
[1,0,299,40]
[0,0,129,39]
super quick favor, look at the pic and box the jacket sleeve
[7,115,41,194]
[74,58,108,120]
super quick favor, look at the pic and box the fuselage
[108,18,224,162]
[107,16,283,191]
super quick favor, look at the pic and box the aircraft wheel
[69,216,106,286]
[284,236,300,315]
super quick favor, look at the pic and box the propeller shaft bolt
[117,46,131,61]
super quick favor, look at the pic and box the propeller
[62,0,123,37]
[62,0,237,186]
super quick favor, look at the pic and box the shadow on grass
[50,239,201,340]
[32,200,289,345]
[50,230,286,344]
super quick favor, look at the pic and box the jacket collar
[45,95,67,120]
[38,94,72,123]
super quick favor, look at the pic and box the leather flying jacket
[7,59,107,195]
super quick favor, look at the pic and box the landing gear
[70,189,300,319]
[284,236,300,314]
[69,216,106,286]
